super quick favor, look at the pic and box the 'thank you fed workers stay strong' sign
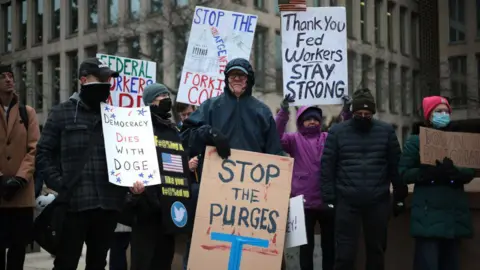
[187,146,293,270]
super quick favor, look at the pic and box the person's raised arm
[36,105,63,192]
[275,94,295,154]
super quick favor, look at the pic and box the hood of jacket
[223,58,255,99]
[296,106,323,136]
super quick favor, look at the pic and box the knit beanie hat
[352,88,376,114]
[0,64,13,77]
[301,108,322,122]
[422,96,451,120]
[142,83,170,105]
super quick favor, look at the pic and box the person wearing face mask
[128,83,194,270]
[320,88,406,270]
[274,94,352,270]
[36,57,145,269]
[398,96,475,270]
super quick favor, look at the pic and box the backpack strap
[19,104,29,131]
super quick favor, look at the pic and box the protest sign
[281,7,347,106]
[176,6,257,106]
[97,54,156,108]
[285,195,307,248]
[101,103,161,186]
[419,127,480,169]
[187,146,293,270]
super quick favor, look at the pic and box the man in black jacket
[320,88,406,270]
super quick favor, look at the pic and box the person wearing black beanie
[320,88,407,270]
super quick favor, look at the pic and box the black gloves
[419,164,445,185]
[210,128,231,159]
[341,95,352,111]
[436,157,471,187]
[280,94,295,111]
[2,176,27,201]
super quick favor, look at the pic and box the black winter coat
[320,118,402,205]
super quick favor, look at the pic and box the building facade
[0,0,421,144]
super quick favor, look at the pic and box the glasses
[228,74,247,80]
[0,72,13,80]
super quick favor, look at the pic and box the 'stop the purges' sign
[281,7,347,106]
[176,6,257,106]
[187,147,293,270]
[97,54,156,108]
[419,127,480,169]
[101,103,161,187]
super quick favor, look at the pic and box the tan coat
[0,95,40,207]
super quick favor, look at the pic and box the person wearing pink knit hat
[399,95,475,270]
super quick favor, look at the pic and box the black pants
[130,218,175,270]
[53,208,118,270]
[334,199,390,270]
[0,207,33,270]
[109,232,131,270]
[299,208,335,270]
[413,238,460,270]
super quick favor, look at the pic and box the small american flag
[278,0,307,12]
[161,153,184,173]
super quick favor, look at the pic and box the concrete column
[60,52,69,102]
[392,3,399,52]
[351,0,361,40]
[60,0,67,41]
[26,60,34,106]
[26,0,33,48]
[404,10,411,55]
[365,0,374,44]
[42,55,49,112]
[379,0,387,48]
[11,0,19,50]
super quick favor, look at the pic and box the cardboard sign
[100,103,161,186]
[188,146,293,270]
[176,6,257,106]
[97,54,156,107]
[419,127,480,169]
[281,7,347,106]
[285,195,307,248]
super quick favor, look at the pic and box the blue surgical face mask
[431,112,450,128]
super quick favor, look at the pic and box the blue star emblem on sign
[171,201,188,228]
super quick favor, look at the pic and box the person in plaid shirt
[36,58,144,269]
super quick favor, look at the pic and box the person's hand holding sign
[189,156,199,172]
[130,181,145,194]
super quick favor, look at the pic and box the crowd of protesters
[0,56,477,270]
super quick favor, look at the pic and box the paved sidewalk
[24,245,109,270]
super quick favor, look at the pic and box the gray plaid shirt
[36,93,127,212]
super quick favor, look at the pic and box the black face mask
[79,83,111,112]
[353,114,372,131]
[150,98,172,119]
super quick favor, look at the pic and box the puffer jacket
[275,106,351,209]
[320,118,402,205]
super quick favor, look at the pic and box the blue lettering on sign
[211,232,269,270]
[193,8,225,27]
[231,14,257,33]
[112,76,154,93]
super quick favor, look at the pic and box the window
[400,67,408,115]
[151,0,162,13]
[50,55,60,106]
[129,0,140,20]
[360,1,367,41]
[51,0,60,39]
[34,0,43,44]
[449,0,465,42]
[388,63,397,113]
[87,0,98,30]
[68,51,78,94]
[127,37,141,59]
[254,26,267,88]
[254,0,265,10]
[412,70,421,116]
[105,41,118,55]
[313,0,321,6]
[411,12,419,58]
[374,0,382,46]
[375,60,385,111]
[33,59,43,110]
[449,56,467,106]
[477,0,480,38]
[16,62,27,104]
[174,28,189,82]
[346,0,353,38]
[387,1,394,50]
[399,7,407,54]
[85,46,98,57]
[477,55,480,100]
[1,2,12,52]
[107,0,119,26]
[275,31,282,92]
[361,55,371,89]
[150,32,163,82]
[18,0,27,48]
[174,0,189,7]
[69,0,78,34]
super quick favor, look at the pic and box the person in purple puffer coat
[275,94,352,270]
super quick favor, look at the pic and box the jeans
[109,233,131,270]
[0,207,33,270]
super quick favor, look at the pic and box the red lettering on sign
[116,132,140,143]
[187,86,223,105]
